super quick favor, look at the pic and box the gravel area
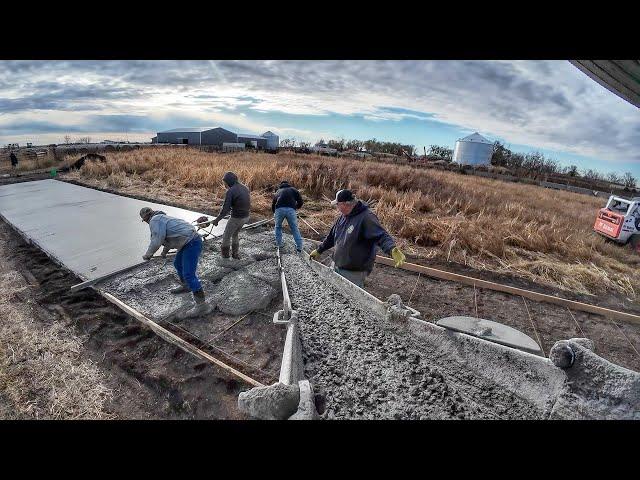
[283,252,543,420]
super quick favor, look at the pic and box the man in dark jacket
[272,180,304,252]
[10,151,18,169]
[197,171,251,259]
[309,189,405,287]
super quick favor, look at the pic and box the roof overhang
[570,60,640,108]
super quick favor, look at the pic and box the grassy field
[65,147,639,300]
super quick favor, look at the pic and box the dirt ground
[0,219,266,419]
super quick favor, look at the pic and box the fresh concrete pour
[2,180,637,419]
[269,251,640,420]
[99,231,285,322]
[0,179,222,281]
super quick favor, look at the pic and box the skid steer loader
[593,195,640,253]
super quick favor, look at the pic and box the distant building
[154,127,279,150]
[452,132,494,166]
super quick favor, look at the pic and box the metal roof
[237,133,265,140]
[158,127,220,133]
[457,132,492,144]
[570,60,640,109]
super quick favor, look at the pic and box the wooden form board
[374,256,640,326]
[100,291,264,388]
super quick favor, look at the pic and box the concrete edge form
[237,248,319,420]
[99,291,264,388]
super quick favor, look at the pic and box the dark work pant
[222,216,249,250]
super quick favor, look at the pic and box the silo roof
[458,132,492,144]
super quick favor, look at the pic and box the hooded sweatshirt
[272,181,304,212]
[317,200,395,273]
[144,211,198,257]
[215,172,251,220]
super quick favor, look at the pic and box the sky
[0,60,638,177]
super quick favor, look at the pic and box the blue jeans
[173,235,203,292]
[274,207,303,251]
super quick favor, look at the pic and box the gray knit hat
[139,207,154,221]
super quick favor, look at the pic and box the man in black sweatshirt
[197,171,251,259]
[310,189,405,287]
[272,180,304,252]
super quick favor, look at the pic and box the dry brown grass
[0,268,116,419]
[71,147,640,299]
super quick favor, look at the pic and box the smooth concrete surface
[436,315,543,355]
[0,179,226,281]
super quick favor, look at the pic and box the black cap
[331,189,355,205]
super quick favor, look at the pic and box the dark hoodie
[317,200,395,273]
[272,181,304,213]
[215,172,251,220]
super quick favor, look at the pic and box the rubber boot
[221,245,231,258]
[232,243,240,259]
[169,281,190,294]
[184,289,212,318]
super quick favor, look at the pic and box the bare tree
[623,172,637,189]
[606,172,621,184]
[64,135,71,144]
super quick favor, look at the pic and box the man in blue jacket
[309,189,406,288]
[140,207,212,318]
[272,180,304,252]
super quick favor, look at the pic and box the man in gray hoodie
[197,171,251,259]
[140,207,211,318]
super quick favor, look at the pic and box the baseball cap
[331,189,355,205]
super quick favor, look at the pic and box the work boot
[184,289,212,318]
[232,243,240,259]
[169,281,190,294]
[221,245,231,258]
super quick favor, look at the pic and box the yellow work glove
[391,247,406,268]
[309,249,320,261]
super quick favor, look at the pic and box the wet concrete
[0,179,222,281]
[100,230,287,322]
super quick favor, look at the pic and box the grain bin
[262,131,280,150]
[452,132,494,166]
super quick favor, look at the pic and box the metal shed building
[156,127,237,145]
[237,133,268,149]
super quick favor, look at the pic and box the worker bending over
[197,171,251,259]
[140,207,211,318]
[272,180,304,253]
[310,189,406,287]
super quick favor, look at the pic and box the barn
[155,127,279,150]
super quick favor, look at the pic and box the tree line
[280,136,636,190]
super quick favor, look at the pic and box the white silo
[452,132,494,166]
[261,131,280,150]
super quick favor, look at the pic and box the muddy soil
[0,220,255,419]
[365,263,640,373]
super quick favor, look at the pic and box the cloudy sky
[1,60,638,176]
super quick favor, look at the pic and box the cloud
[0,60,638,166]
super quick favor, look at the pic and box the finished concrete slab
[436,315,542,355]
[0,179,226,281]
